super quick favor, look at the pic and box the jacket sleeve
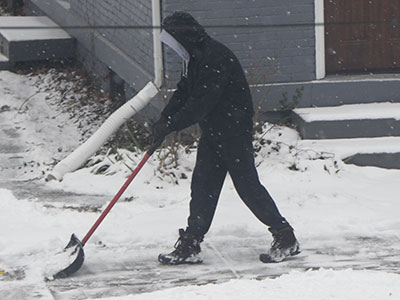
[168,60,228,131]
[161,77,189,118]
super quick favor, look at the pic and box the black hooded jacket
[162,12,254,140]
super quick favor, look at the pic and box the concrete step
[299,136,400,169]
[307,74,400,107]
[0,52,10,70]
[0,16,74,63]
[292,102,400,139]
[259,74,400,113]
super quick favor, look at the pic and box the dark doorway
[325,0,400,74]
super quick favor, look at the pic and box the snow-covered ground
[1,69,400,299]
[96,269,400,300]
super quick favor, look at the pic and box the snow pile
[42,236,82,281]
[0,188,90,282]
[0,68,111,180]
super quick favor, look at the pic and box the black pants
[186,133,289,237]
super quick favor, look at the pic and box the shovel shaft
[81,152,152,245]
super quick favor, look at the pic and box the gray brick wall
[162,0,316,88]
[70,0,154,78]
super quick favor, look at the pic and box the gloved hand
[177,76,189,94]
[151,116,172,147]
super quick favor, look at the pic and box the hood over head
[162,11,208,54]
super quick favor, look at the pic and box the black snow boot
[259,226,300,263]
[158,228,203,265]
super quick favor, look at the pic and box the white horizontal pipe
[47,81,159,181]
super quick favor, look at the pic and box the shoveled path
[1,107,400,299]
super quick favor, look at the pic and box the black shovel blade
[50,234,85,280]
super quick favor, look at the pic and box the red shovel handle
[81,142,160,246]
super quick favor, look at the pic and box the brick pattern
[162,0,316,87]
[33,0,316,95]
[70,0,154,76]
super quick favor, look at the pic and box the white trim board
[315,0,326,80]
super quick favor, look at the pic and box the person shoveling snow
[152,11,300,265]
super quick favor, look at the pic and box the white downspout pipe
[315,0,325,80]
[47,82,159,181]
[47,1,164,181]
[152,0,163,88]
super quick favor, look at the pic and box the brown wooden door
[325,0,400,73]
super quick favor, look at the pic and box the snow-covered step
[0,16,74,63]
[0,52,10,70]
[292,102,400,139]
[299,136,400,169]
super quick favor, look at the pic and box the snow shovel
[49,142,161,280]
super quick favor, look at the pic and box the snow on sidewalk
[91,269,400,300]
[1,70,400,299]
